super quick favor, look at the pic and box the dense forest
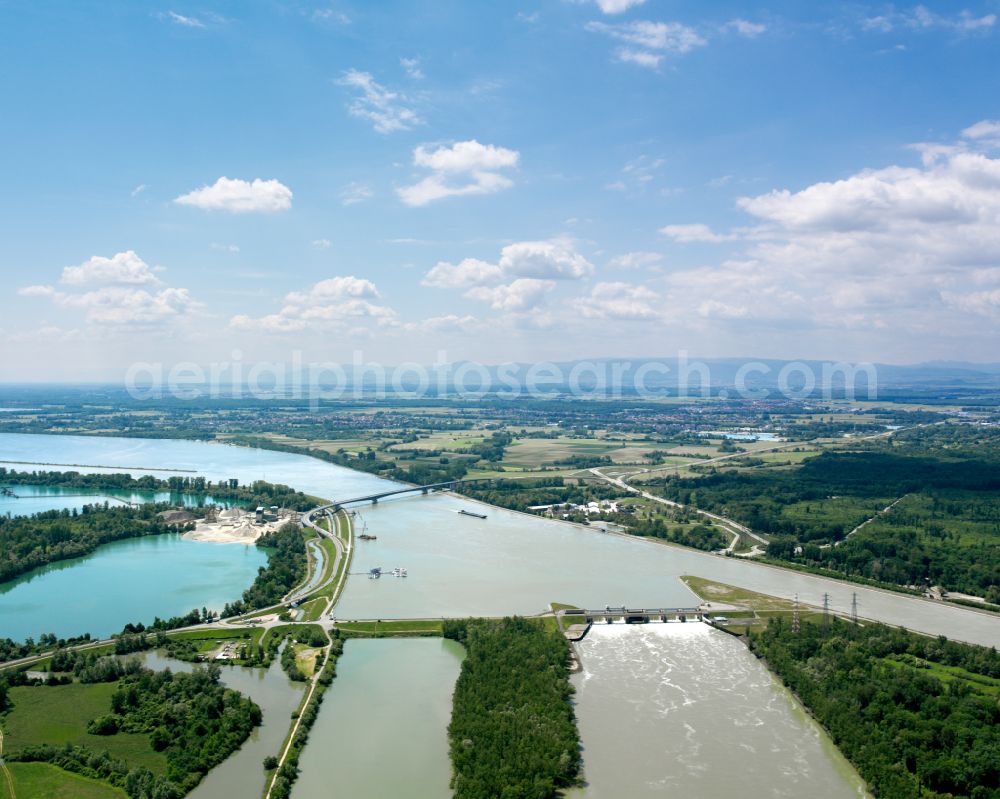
[750,619,1000,798]
[0,467,316,510]
[444,617,581,799]
[7,664,261,798]
[0,504,184,584]
[655,442,1000,596]
[222,522,307,616]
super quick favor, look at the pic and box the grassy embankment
[299,510,352,621]
[332,619,444,637]
[681,575,827,632]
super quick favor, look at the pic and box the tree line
[749,618,1000,798]
[444,617,582,799]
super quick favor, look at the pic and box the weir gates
[561,606,705,625]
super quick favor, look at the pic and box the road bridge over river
[308,477,498,515]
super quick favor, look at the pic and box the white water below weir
[569,622,870,798]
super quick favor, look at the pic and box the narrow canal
[292,637,464,799]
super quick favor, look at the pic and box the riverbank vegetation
[0,467,316,511]
[0,504,185,585]
[456,477,618,511]
[457,478,728,550]
[749,618,1000,798]
[443,617,581,799]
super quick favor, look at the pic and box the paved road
[588,426,913,552]
[588,467,769,548]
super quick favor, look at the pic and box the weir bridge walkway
[560,606,705,625]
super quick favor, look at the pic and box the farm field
[2,683,165,774]
[3,762,126,799]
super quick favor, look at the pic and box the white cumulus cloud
[466,278,556,311]
[588,20,706,67]
[59,251,164,286]
[724,19,766,38]
[398,140,519,206]
[229,276,396,334]
[422,239,593,289]
[862,6,996,33]
[592,0,646,14]
[577,282,660,319]
[340,181,374,206]
[19,251,198,328]
[658,130,1000,349]
[963,119,1000,148]
[164,11,205,28]
[608,251,663,269]
[400,57,424,80]
[174,177,292,213]
[422,258,503,288]
[616,48,662,68]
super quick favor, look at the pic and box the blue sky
[2,0,1000,379]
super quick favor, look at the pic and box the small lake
[698,430,780,441]
[0,484,231,517]
[293,638,464,799]
[0,534,267,641]
[570,623,869,798]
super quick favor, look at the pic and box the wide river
[2,432,998,646]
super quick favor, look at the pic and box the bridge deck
[313,477,498,513]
